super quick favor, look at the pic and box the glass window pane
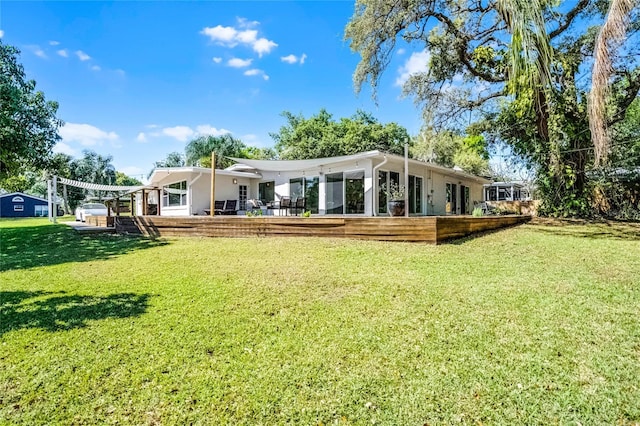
[345,170,364,214]
[305,177,319,214]
[326,172,343,214]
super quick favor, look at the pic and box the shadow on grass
[529,218,640,241]
[0,222,168,272]
[0,291,151,336]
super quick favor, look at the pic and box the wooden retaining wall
[84,215,114,227]
[114,215,530,244]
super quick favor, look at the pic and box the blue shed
[0,192,53,218]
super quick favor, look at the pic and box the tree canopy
[271,109,409,160]
[0,41,63,179]
[346,0,640,218]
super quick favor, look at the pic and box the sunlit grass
[1,218,639,424]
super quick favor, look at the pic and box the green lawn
[1,217,639,425]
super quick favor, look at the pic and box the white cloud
[397,48,406,55]
[91,65,101,71]
[228,57,252,68]
[244,69,269,80]
[281,54,297,64]
[0,30,4,38]
[57,49,68,58]
[201,19,277,57]
[236,29,258,44]
[252,38,277,57]
[49,40,60,46]
[146,124,160,129]
[162,126,195,142]
[26,45,47,58]
[395,50,430,86]
[195,125,231,136]
[75,50,91,61]
[114,69,126,76]
[59,123,118,146]
[213,57,222,63]
[136,132,147,143]
[281,53,307,65]
[52,142,76,156]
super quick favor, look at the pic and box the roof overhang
[147,167,261,186]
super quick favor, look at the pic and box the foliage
[153,151,185,169]
[411,127,490,176]
[185,134,245,169]
[472,207,483,217]
[345,0,640,218]
[302,210,311,218]
[1,218,639,423]
[0,42,63,179]
[115,172,142,187]
[0,173,34,193]
[381,181,405,200]
[271,109,409,160]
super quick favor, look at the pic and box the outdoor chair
[292,197,306,216]
[279,197,291,216]
[213,200,226,215]
[222,199,238,215]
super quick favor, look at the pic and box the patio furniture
[214,200,226,215]
[279,197,291,216]
[291,197,306,216]
[222,200,238,215]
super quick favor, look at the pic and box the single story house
[0,192,55,218]
[483,182,532,202]
[143,151,492,216]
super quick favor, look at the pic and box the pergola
[48,176,151,223]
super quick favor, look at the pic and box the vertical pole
[156,189,162,216]
[130,193,135,216]
[142,189,147,215]
[404,142,409,218]
[47,179,52,222]
[210,152,216,217]
[52,176,57,223]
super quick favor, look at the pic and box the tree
[72,150,116,201]
[271,109,409,160]
[185,134,245,168]
[0,41,63,179]
[411,127,490,176]
[152,151,185,169]
[589,0,635,166]
[345,0,640,217]
[115,171,142,187]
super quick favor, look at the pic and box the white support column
[404,142,409,217]
[52,176,57,223]
[47,179,52,222]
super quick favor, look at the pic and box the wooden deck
[112,215,530,244]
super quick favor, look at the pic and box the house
[0,192,56,218]
[142,151,492,216]
[483,182,532,202]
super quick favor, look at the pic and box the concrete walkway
[61,221,116,234]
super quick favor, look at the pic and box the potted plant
[382,182,406,216]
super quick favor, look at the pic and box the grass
[1,217,639,425]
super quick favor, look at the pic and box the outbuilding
[0,192,56,218]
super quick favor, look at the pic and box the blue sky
[2,1,428,181]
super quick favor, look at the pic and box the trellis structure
[48,176,147,223]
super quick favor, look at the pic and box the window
[378,170,400,214]
[259,181,275,203]
[409,175,423,214]
[162,180,187,207]
[326,172,344,214]
[446,183,458,214]
[14,205,24,212]
[288,177,319,213]
[238,185,248,209]
[12,196,24,203]
[34,205,48,217]
[345,170,365,214]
